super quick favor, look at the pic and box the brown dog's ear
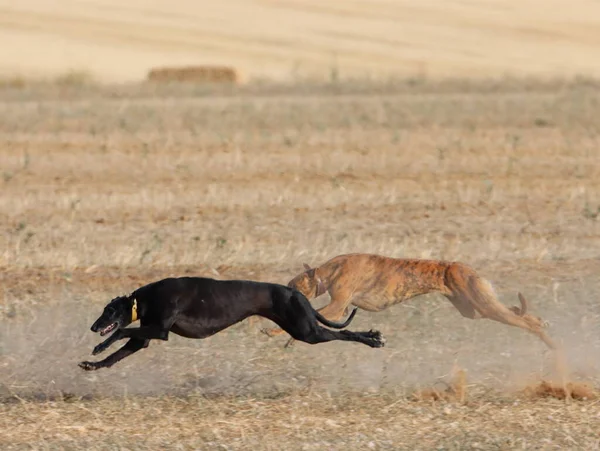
[303,263,312,271]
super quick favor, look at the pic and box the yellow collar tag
[131,298,138,322]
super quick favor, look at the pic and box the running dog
[79,276,385,371]
[263,254,555,349]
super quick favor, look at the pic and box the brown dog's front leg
[261,326,288,337]
[79,338,149,371]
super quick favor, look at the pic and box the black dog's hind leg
[92,326,169,355]
[79,338,149,371]
[273,291,385,348]
[294,327,385,348]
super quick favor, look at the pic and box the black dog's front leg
[92,331,121,355]
[79,338,149,371]
[92,326,169,355]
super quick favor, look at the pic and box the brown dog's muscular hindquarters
[443,263,555,348]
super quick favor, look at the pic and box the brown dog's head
[287,263,327,299]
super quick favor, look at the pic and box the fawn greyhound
[263,254,555,349]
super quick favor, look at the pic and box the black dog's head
[91,295,138,336]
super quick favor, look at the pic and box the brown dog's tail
[315,307,358,329]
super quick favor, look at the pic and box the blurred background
[1,0,600,83]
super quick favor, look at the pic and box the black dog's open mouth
[100,322,118,336]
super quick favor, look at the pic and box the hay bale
[147,66,239,84]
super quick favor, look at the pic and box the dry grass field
[2,0,600,82]
[1,77,600,449]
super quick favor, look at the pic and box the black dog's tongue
[100,323,115,336]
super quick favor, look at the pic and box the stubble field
[1,78,600,449]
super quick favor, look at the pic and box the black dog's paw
[368,330,386,348]
[79,361,98,371]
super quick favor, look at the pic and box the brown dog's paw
[261,327,285,337]
[79,361,98,371]
[260,328,273,337]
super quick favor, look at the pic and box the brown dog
[263,253,555,349]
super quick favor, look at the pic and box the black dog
[79,276,385,371]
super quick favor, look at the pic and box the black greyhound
[79,276,385,371]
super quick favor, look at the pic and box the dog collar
[131,298,138,322]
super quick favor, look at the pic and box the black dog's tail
[314,307,358,329]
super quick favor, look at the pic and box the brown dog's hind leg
[483,304,556,350]
[261,326,288,337]
[444,294,481,319]
[448,290,555,349]
[444,263,555,349]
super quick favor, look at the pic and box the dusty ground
[1,78,600,449]
[2,0,600,82]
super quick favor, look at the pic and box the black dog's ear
[108,296,122,306]
[303,263,312,271]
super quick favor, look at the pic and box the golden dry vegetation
[2,0,600,83]
[1,77,600,449]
